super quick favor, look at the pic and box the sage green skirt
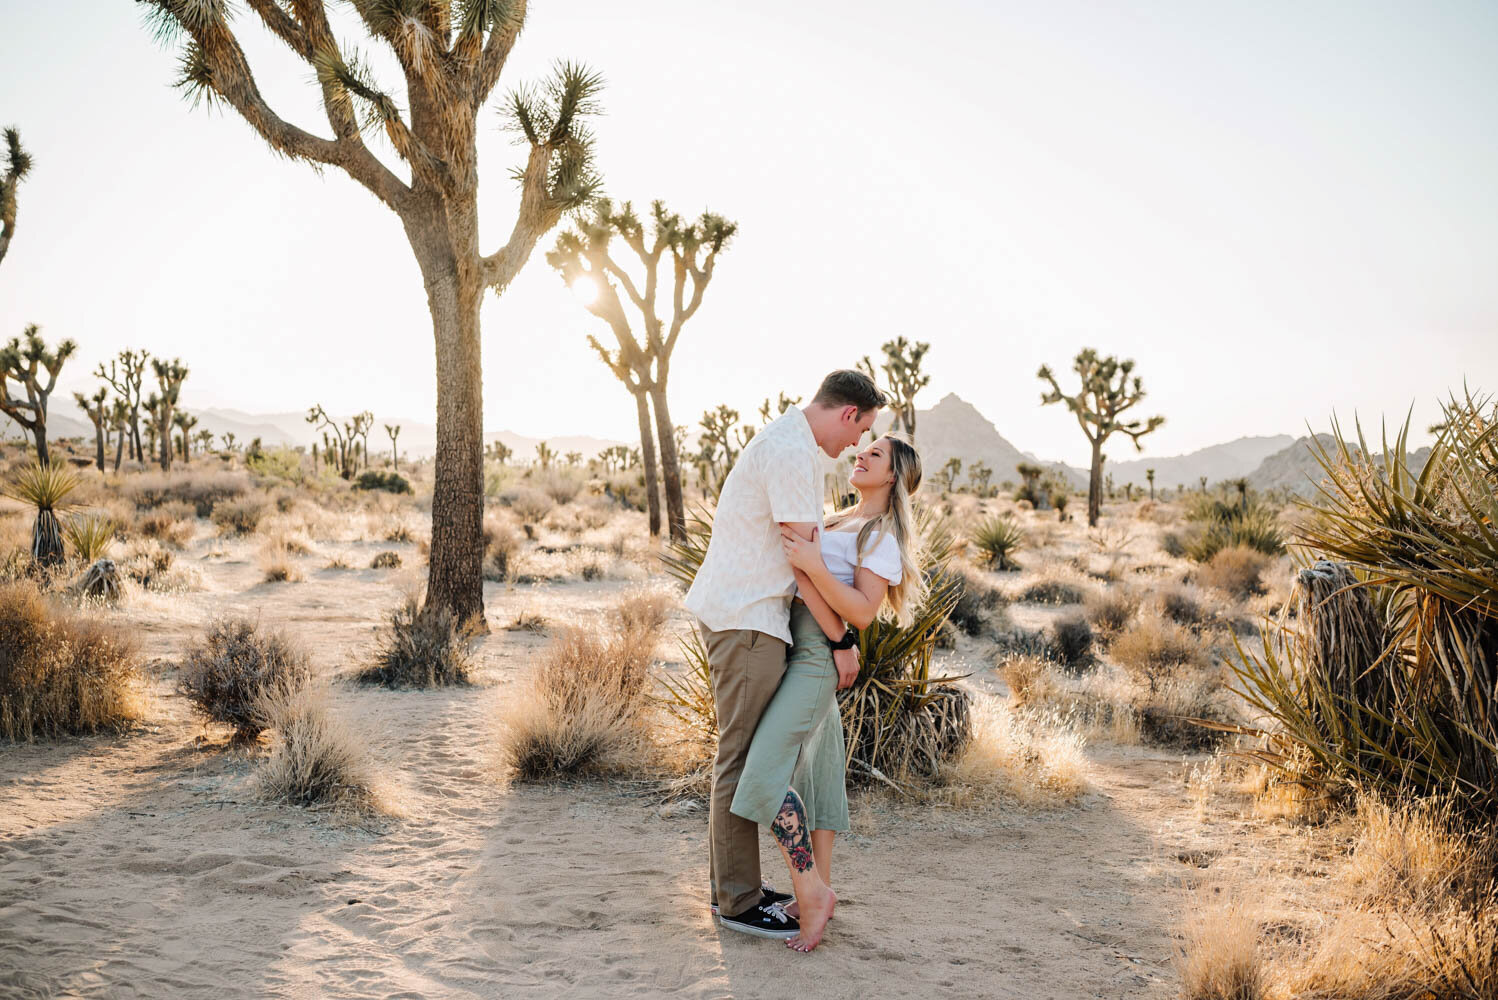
[729,602,850,833]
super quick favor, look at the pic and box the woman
[729,434,925,952]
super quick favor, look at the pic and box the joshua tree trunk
[632,390,662,536]
[93,426,105,471]
[29,423,47,466]
[113,425,125,471]
[649,382,686,541]
[414,204,487,627]
[1087,439,1104,528]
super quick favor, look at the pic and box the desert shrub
[125,469,250,517]
[537,469,584,506]
[0,581,143,740]
[948,566,1008,637]
[502,487,554,523]
[1197,545,1271,598]
[369,550,402,569]
[1084,586,1139,635]
[1111,614,1208,688]
[1014,498,1034,512]
[360,595,473,688]
[210,496,268,536]
[1346,796,1498,912]
[252,680,384,812]
[1175,899,1268,1000]
[482,516,520,582]
[1181,491,1284,563]
[382,519,415,543]
[134,503,196,548]
[1159,531,1187,558]
[245,447,303,483]
[970,514,1025,570]
[1015,575,1086,606]
[353,469,412,494]
[2,461,79,568]
[579,560,605,581]
[63,512,114,564]
[1049,616,1094,672]
[500,620,658,780]
[178,618,312,740]
[1159,585,1208,628]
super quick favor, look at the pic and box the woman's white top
[819,527,903,586]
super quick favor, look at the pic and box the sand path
[1,544,1217,999]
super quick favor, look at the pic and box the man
[683,369,886,939]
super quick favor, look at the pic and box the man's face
[820,406,879,458]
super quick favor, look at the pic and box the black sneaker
[718,901,799,940]
[709,885,792,917]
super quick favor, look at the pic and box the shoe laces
[763,901,791,925]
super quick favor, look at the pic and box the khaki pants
[701,624,788,919]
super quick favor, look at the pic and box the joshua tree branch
[473,1,528,106]
[479,143,559,290]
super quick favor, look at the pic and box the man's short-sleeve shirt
[682,406,824,643]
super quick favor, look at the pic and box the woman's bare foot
[784,899,834,921]
[786,885,836,952]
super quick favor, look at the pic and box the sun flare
[569,276,600,306]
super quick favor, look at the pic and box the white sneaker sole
[717,916,799,940]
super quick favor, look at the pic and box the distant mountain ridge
[891,393,1292,492]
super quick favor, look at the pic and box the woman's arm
[781,528,888,629]
[779,521,846,641]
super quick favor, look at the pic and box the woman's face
[850,437,896,492]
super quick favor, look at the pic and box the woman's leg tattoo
[772,789,815,873]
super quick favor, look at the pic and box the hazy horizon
[2,1,1494,467]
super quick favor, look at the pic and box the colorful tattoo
[772,789,815,873]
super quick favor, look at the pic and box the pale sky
[1,1,1494,466]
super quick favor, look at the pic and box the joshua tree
[535,441,555,469]
[695,403,753,495]
[937,456,962,493]
[757,392,801,424]
[1015,461,1044,506]
[74,387,109,472]
[564,450,582,467]
[144,420,159,461]
[220,431,237,452]
[385,424,401,471]
[485,438,512,465]
[306,404,368,479]
[109,399,130,471]
[967,460,993,495]
[0,326,76,465]
[0,127,33,268]
[173,411,199,461]
[547,198,738,541]
[1038,349,1165,527]
[95,349,150,461]
[597,444,630,474]
[137,2,604,626]
[859,337,930,441]
[1199,476,1208,493]
[354,415,375,473]
[1146,468,1156,500]
[146,358,188,470]
[573,334,660,534]
[194,428,215,455]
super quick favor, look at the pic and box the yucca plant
[63,513,115,564]
[1181,490,1284,562]
[1225,394,1498,817]
[970,514,1025,571]
[663,504,971,789]
[2,461,80,568]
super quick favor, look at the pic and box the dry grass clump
[179,618,312,740]
[116,537,200,592]
[0,580,144,741]
[1174,897,1268,1000]
[251,680,390,814]
[1197,545,1272,598]
[1346,797,1497,912]
[1110,613,1209,685]
[482,513,521,582]
[948,566,1009,637]
[210,495,268,536]
[613,586,672,635]
[499,610,661,781]
[360,595,473,688]
[934,696,1088,808]
[1002,654,1141,745]
[1049,615,1094,671]
[258,535,306,583]
[1084,585,1140,635]
[369,550,402,569]
[133,500,197,547]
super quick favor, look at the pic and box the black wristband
[829,627,858,651]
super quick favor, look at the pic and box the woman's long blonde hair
[825,435,926,627]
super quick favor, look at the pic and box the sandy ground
[0,523,1262,999]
